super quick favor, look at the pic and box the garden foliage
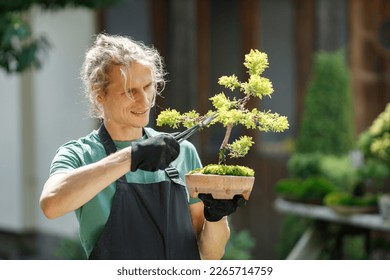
[296,50,354,155]
[0,0,120,73]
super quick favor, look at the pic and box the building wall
[105,0,151,43]
[260,0,296,148]
[32,7,97,238]
[0,72,23,231]
[0,7,96,239]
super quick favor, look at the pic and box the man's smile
[131,109,148,115]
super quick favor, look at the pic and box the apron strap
[98,123,127,183]
[165,167,184,185]
[98,123,117,155]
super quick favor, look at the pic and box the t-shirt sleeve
[49,140,85,176]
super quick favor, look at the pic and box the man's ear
[96,94,104,104]
[93,86,105,104]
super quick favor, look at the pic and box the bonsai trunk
[218,124,233,165]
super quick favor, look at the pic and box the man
[40,33,239,260]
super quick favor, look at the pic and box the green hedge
[275,176,337,203]
[296,50,355,155]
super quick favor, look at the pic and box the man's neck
[103,121,143,141]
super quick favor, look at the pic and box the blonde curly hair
[80,33,166,118]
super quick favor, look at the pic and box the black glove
[199,194,247,222]
[131,134,180,172]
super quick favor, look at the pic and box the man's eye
[123,90,133,99]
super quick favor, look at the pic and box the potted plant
[275,176,337,205]
[357,103,390,189]
[323,191,379,215]
[357,103,390,218]
[320,101,389,215]
[157,49,289,200]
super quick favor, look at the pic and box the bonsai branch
[219,124,233,165]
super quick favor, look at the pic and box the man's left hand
[198,194,247,222]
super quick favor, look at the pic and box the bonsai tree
[156,49,289,176]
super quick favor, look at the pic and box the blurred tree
[296,50,355,155]
[276,50,356,259]
[0,0,121,73]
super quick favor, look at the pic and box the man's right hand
[131,134,180,172]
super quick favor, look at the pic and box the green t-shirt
[49,127,202,257]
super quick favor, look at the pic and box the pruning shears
[172,113,218,143]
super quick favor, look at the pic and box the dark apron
[89,124,200,260]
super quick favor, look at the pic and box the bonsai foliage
[157,49,289,170]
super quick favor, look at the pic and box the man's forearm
[198,217,230,260]
[40,147,132,219]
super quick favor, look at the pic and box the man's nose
[133,90,150,106]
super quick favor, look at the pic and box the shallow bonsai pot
[185,173,255,200]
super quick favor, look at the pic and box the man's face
[100,62,155,130]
